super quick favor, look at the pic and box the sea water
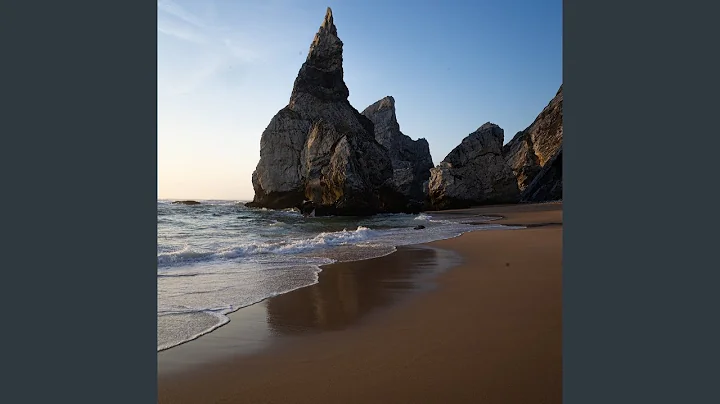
[157,200,518,351]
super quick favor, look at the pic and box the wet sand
[158,202,562,403]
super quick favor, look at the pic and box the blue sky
[158,0,562,200]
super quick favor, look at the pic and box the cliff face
[361,96,434,207]
[521,147,562,202]
[503,85,563,202]
[428,123,520,210]
[247,8,405,215]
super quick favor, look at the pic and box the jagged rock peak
[427,123,519,209]
[306,7,340,66]
[361,96,398,130]
[461,122,504,150]
[360,96,434,206]
[320,7,336,34]
[364,96,396,112]
[478,122,500,131]
[290,7,348,104]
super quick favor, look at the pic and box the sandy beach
[158,202,562,403]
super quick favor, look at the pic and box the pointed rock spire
[249,7,411,216]
[290,7,349,104]
[320,7,336,35]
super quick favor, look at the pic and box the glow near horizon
[158,0,562,201]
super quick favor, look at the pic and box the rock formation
[361,96,434,209]
[503,85,563,201]
[427,123,520,209]
[521,147,562,202]
[246,8,405,216]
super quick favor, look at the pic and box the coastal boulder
[428,123,520,209]
[247,8,400,216]
[503,85,563,201]
[361,96,434,207]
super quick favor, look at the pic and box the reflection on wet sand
[158,245,461,375]
[266,245,460,335]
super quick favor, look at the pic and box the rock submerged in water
[246,8,412,216]
[172,200,201,205]
[299,200,316,217]
[503,85,563,202]
[427,123,520,210]
[361,96,434,208]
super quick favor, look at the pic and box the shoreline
[158,243,466,374]
[157,207,521,354]
[159,202,562,403]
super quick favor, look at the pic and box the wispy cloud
[157,17,206,44]
[222,38,260,63]
[164,55,228,95]
[157,0,211,43]
[157,0,207,29]
[157,0,261,95]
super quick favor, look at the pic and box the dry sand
[158,202,562,403]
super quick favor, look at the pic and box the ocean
[157,200,519,351]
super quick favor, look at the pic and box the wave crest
[158,226,374,267]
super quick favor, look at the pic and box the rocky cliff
[247,8,405,216]
[521,147,562,202]
[503,85,563,202]
[361,96,434,208]
[427,123,520,209]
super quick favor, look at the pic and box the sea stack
[503,85,563,202]
[427,123,520,209]
[361,96,434,210]
[246,8,404,216]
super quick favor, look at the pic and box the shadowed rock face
[503,85,563,201]
[247,8,404,216]
[361,96,434,207]
[521,147,562,202]
[428,123,520,210]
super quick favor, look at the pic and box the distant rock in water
[361,96,434,208]
[427,123,520,210]
[503,85,563,202]
[246,8,405,216]
[299,200,316,217]
[413,225,426,230]
[172,200,201,205]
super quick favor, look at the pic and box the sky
[158,0,562,201]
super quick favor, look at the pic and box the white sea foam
[414,213,432,221]
[157,257,332,351]
[158,226,376,267]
